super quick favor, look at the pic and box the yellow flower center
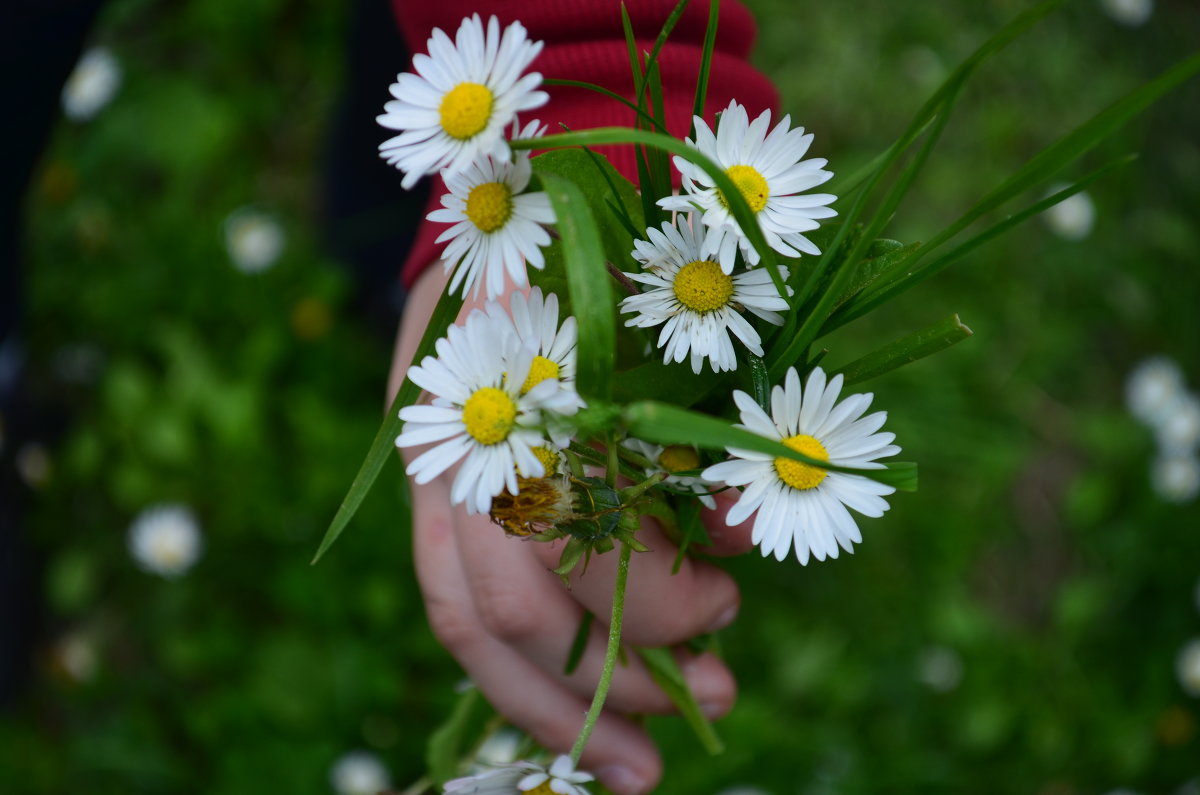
[465,181,513,233]
[439,82,494,140]
[521,781,557,795]
[774,434,830,491]
[718,164,770,213]
[673,259,734,313]
[462,387,517,445]
[529,445,560,476]
[520,355,560,395]
[658,445,700,473]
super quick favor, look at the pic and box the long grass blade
[312,287,464,563]
[833,314,973,386]
[691,0,720,127]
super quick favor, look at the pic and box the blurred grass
[3,0,1199,793]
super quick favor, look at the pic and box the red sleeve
[391,0,779,287]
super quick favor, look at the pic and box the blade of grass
[312,286,464,564]
[636,647,724,754]
[543,79,666,131]
[832,314,973,386]
[691,0,720,127]
[858,54,1200,317]
[827,156,1137,332]
[538,171,616,401]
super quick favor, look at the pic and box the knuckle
[424,597,477,653]
[474,584,542,643]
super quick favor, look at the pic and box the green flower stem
[570,541,633,765]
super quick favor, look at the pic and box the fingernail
[598,765,647,795]
[707,604,738,632]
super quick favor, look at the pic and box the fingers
[411,478,661,794]
[531,515,741,647]
[450,506,688,714]
[695,490,757,557]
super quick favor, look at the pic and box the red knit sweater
[389,0,778,286]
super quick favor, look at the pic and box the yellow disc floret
[529,445,561,476]
[521,781,557,795]
[439,82,494,140]
[774,434,830,491]
[520,355,560,395]
[465,181,513,233]
[462,387,517,445]
[718,164,770,213]
[673,259,734,313]
[658,445,700,473]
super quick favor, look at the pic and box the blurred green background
[2,0,1199,792]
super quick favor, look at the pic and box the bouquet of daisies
[312,1,1199,789]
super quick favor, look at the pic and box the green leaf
[532,148,645,271]
[691,0,720,125]
[832,314,973,386]
[845,53,1200,329]
[312,286,464,564]
[536,171,616,401]
[565,612,594,675]
[426,685,483,786]
[623,400,916,489]
[828,163,1145,332]
[635,647,724,754]
[542,78,665,131]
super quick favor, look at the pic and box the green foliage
[5,0,1200,793]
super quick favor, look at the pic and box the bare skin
[390,264,754,795]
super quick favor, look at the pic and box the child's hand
[390,267,754,795]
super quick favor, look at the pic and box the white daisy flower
[1155,392,1200,455]
[620,214,792,374]
[62,46,122,122]
[702,366,901,564]
[623,437,718,509]
[1042,185,1096,241]
[329,750,391,795]
[658,101,837,273]
[223,208,285,274]
[1101,0,1153,27]
[445,755,593,795]
[1126,356,1185,426]
[377,15,548,189]
[1177,638,1200,697]
[1151,453,1200,503]
[484,287,584,446]
[429,123,555,299]
[915,645,963,693]
[127,504,203,578]
[396,309,580,514]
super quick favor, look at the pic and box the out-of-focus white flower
[224,209,285,273]
[16,443,52,488]
[1155,393,1200,455]
[1175,638,1200,697]
[916,645,963,693]
[623,437,719,510]
[53,630,98,683]
[62,46,122,122]
[1101,789,1144,795]
[1042,185,1096,241]
[1126,356,1186,427]
[1100,0,1153,27]
[127,504,203,578]
[473,728,522,768]
[1152,454,1200,504]
[330,750,391,795]
[1194,578,1200,616]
